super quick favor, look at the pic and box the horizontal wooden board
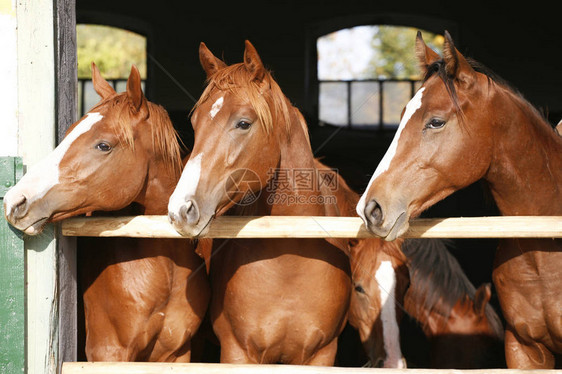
[61,215,562,239]
[61,362,559,374]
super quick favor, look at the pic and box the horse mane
[145,101,184,176]
[402,238,503,337]
[424,58,555,132]
[313,158,359,217]
[92,93,183,177]
[194,62,292,135]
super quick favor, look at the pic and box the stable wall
[76,0,562,124]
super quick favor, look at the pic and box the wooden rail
[61,217,561,373]
[61,362,558,374]
[62,215,562,239]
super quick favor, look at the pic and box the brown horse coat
[357,31,562,368]
[168,41,351,365]
[4,64,209,361]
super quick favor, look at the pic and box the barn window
[77,24,147,116]
[317,25,443,129]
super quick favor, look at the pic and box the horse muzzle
[168,197,213,238]
[4,190,50,235]
[362,198,409,241]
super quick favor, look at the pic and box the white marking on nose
[168,153,203,214]
[209,96,224,119]
[356,87,425,221]
[4,112,103,210]
[375,260,404,368]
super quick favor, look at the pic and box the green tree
[368,26,443,79]
[77,24,147,79]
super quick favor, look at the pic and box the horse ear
[442,30,476,86]
[126,65,147,113]
[91,62,116,99]
[194,238,213,274]
[415,31,441,75]
[199,42,226,78]
[473,283,492,316]
[324,237,353,256]
[243,40,266,82]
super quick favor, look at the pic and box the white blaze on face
[4,112,103,211]
[168,153,203,213]
[356,87,425,221]
[209,96,224,119]
[375,260,405,368]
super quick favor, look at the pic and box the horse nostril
[364,199,383,226]
[8,194,28,219]
[179,200,200,225]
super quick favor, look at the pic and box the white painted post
[0,0,18,157]
[12,0,60,373]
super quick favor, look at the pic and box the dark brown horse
[357,31,562,368]
[167,41,351,365]
[402,239,504,368]
[4,64,209,361]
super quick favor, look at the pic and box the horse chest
[211,239,350,362]
[493,240,562,348]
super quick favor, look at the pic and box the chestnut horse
[168,41,351,365]
[357,31,562,368]
[322,161,502,368]
[401,239,504,368]
[314,160,409,368]
[4,64,209,361]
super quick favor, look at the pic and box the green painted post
[0,157,25,373]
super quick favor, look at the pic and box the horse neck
[132,138,182,215]
[260,107,325,216]
[486,90,562,215]
[133,158,181,215]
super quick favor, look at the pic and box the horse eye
[95,142,112,152]
[235,121,252,130]
[425,118,446,130]
[354,284,366,294]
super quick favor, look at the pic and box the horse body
[4,64,209,361]
[81,237,206,361]
[488,94,562,364]
[357,31,562,368]
[168,42,350,365]
[210,237,350,364]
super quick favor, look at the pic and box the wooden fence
[60,215,562,373]
[62,215,562,239]
[61,362,558,374]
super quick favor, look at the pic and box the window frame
[304,14,458,131]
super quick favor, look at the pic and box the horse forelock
[91,93,183,176]
[194,63,292,135]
